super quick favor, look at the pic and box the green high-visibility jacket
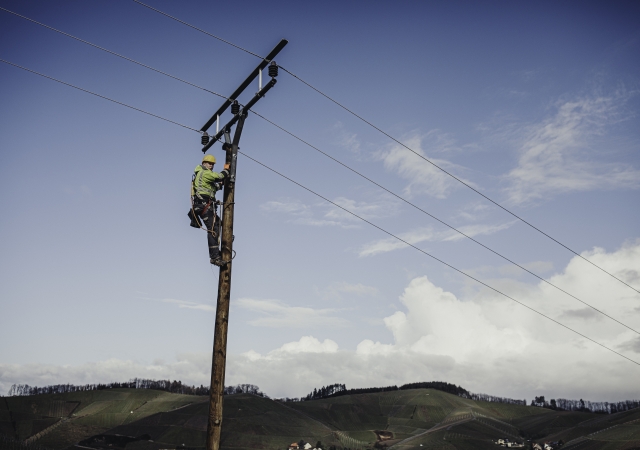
[192,165,225,198]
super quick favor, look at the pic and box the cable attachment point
[201,133,210,145]
[268,61,278,78]
[231,100,240,115]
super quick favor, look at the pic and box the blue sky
[1,0,639,401]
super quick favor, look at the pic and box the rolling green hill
[2,388,639,450]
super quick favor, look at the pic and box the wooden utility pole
[198,39,288,450]
[205,114,245,450]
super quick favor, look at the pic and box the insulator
[268,61,278,78]
[231,100,240,115]
[201,134,209,145]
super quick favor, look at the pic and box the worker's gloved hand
[224,163,230,170]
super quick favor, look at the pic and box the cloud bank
[2,243,639,402]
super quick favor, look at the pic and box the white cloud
[235,298,349,328]
[505,93,640,205]
[333,122,361,156]
[4,243,640,402]
[441,221,517,242]
[454,202,493,222]
[324,197,397,222]
[227,242,640,400]
[358,227,436,257]
[521,260,555,273]
[260,195,400,229]
[359,221,516,257]
[274,336,339,354]
[0,354,212,396]
[261,198,346,227]
[160,298,215,312]
[376,134,474,199]
[261,200,309,215]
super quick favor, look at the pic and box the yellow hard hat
[202,154,216,164]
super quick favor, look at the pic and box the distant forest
[6,379,266,398]
[289,381,640,415]
[6,379,639,415]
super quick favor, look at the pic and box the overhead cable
[0,6,228,100]
[238,150,640,368]
[130,0,640,296]
[5,57,637,368]
[250,110,640,337]
[6,3,636,333]
[0,59,200,133]
[277,66,640,297]
[132,0,264,59]
[5,3,632,332]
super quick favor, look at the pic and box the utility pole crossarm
[201,77,277,153]
[200,39,288,133]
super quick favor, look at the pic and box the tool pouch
[188,209,203,228]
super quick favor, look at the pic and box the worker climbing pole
[194,39,288,450]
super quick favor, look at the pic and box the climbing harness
[188,164,236,267]
[189,167,219,232]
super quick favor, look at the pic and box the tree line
[6,379,638,415]
[289,381,475,403]
[6,379,266,398]
[291,381,638,414]
[530,395,640,414]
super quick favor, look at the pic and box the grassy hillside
[288,389,550,449]
[2,388,639,450]
[94,393,337,450]
[1,389,201,449]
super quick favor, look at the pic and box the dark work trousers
[194,196,221,259]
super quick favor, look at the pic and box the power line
[0,6,228,101]
[5,58,637,369]
[132,0,264,59]
[129,0,639,296]
[0,59,201,133]
[250,110,640,337]
[278,66,640,297]
[238,150,640,368]
[7,0,632,333]
[6,3,632,333]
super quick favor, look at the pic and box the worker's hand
[224,164,230,170]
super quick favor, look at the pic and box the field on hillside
[1,389,202,448]
[2,388,640,450]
